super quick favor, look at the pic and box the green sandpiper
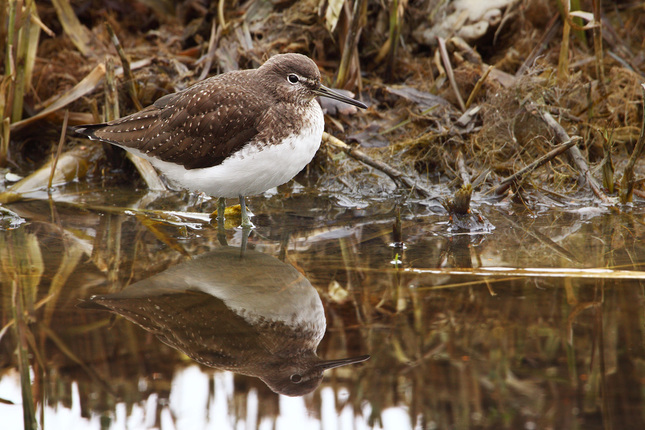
[74,53,367,227]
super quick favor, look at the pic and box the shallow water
[1,184,644,430]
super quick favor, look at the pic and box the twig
[557,8,571,82]
[104,57,119,120]
[530,103,610,203]
[437,37,465,111]
[0,117,9,167]
[591,0,606,94]
[465,65,493,109]
[456,151,470,186]
[106,22,142,111]
[49,110,69,190]
[322,132,433,198]
[217,0,228,30]
[198,20,220,81]
[492,136,580,196]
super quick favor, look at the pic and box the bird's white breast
[141,100,325,198]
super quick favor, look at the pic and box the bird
[80,247,370,396]
[74,53,367,227]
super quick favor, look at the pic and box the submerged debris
[0,207,26,230]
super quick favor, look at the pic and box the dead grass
[0,0,643,201]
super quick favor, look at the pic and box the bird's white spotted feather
[125,100,324,198]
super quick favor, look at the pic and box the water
[1,185,644,430]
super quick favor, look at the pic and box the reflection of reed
[297,217,645,429]
[2,230,38,429]
[2,199,645,428]
[81,247,368,396]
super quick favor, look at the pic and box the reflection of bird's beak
[315,84,368,109]
[316,354,370,370]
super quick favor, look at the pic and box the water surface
[1,185,644,429]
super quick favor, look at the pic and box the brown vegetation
[1,0,644,205]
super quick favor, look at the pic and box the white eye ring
[290,374,302,383]
[287,74,299,84]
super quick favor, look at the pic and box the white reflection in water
[278,395,317,429]
[0,371,106,429]
[169,365,210,428]
[0,370,29,429]
[0,363,413,429]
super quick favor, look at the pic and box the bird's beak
[316,354,370,370]
[315,84,367,109]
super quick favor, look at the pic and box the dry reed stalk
[48,109,69,190]
[106,22,142,111]
[437,37,465,112]
[492,136,580,196]
[465,65,493,110]
[335,0,367,90]
[619,84,645,203]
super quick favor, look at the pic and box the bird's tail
[73,124,108,140]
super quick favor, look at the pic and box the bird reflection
[82,247,369,396]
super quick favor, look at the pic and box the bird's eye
[287,74,299,84]
[290,374,302,383]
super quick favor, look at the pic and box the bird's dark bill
[315,85,367,109]
[316,354,370,370]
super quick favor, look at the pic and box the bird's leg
[216,197,226,223]
[240,227,251,254]
[239,195,254,229]
[212,198,226,245]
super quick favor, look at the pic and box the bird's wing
[81,71,269,169]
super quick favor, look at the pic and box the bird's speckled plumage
[74,53,366,199]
